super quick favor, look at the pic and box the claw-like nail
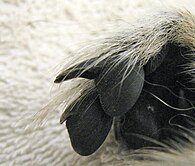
[62,90,113,156]
[54,58,102,83]
[95,62,145,117]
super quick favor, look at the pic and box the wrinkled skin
[55,43,195,155]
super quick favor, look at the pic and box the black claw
[64,90,113,156]
[95,62,145,117]
[54,57,103,83]
[58,41,195,154]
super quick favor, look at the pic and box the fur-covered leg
[41,7,195,166]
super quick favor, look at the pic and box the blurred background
[0,0,194,165]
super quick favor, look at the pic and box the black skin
[55,43,195,155]
[117,44,195,149]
